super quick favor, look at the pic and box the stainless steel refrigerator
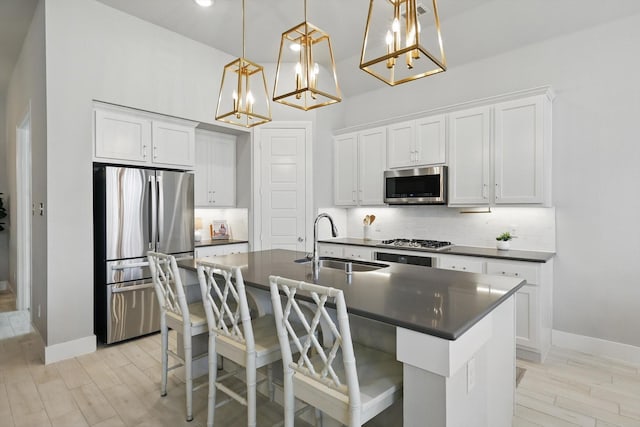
[93,164,194,344]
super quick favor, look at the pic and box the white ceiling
[0,0,39,97]
[2,0,640,98]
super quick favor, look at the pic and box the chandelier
[273,0,341,111]
[360,0,446,86]
[215,0,271,128]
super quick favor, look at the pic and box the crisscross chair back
[148,251,188,318]
[196,261,254,347]
[269,276,360,409]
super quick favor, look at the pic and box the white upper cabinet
[448,106,492,205]
[151,120,195,167]
[388,115,446,169]
[195,130,236,207]
[94,105,197,170]
[95,109,151,163]
[358,127,387,205]
[334,127,387,206]
[334,133,358,206]
[448,92,552,206]
[494,96,548,204]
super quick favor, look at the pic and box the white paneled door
[257,126,309,252]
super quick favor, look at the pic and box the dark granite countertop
[319,237,555,263]
[179,249,525,340]
[195,239,249,248]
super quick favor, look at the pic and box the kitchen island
[179,249,525,427]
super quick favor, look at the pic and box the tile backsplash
[341,206,556,252]
[195,208,249,241]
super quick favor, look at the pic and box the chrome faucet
[313,213,339,268]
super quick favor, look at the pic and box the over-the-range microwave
[384,166,447,205]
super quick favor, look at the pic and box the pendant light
[360,0,446,86]
[215,0,271,128]
[273,0,341,111]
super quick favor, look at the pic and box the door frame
[16,103,32,312]
[252,121,313,252]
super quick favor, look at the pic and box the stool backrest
[269,276,360,407]
[148,252,188,319]
[196,260,254,349]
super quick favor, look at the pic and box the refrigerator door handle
[149,175,157,251]
[156,175,164,247]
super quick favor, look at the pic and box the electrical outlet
[467,357,476,393]
[510,224,518,237]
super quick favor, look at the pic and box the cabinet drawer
[438,255,484,273]
[318,244,344,258]
[486,261,538,285]
[343,246,373,261]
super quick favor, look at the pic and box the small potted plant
[495,232,514,250]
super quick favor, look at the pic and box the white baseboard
[552,329,640,365]
[44,334,97,364]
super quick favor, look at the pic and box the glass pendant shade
[215,0,271,128]
[273,4,341,110]
[360,0,446,86]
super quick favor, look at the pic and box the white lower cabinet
[318,244,344,258]
[486,259,553,362]
[195,243,248,259]
[437,255,484,273]
[343,246,373,261]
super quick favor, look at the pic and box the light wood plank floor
[0,288,16,313]
[2,328,640,426]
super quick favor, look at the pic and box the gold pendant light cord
[242,0,246,58]
[304,0,307,22]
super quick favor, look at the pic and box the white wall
[0,96,8,282]
[5,0,47,337]
[335,13,640,347]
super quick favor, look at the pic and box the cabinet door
[515,285,541,350]
[358,127,387,206]
[494,97,545,204]
[152,121,195,168]
[415,115,446,166]
[194,135,212,207]
[95,109,151,163]
[211,134,236,207]
[387,121,415,169]
[334,134,358,206]
[448,107,491,205]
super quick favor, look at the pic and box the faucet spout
[313,213,339,269]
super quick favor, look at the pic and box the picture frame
[212,220,230,240]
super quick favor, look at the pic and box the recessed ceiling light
[194,0,213,7]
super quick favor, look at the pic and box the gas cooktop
[378,238,453,250]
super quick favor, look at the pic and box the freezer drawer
[107,282,160,344]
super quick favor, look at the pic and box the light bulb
[313,63,319,75]
[392,18,400,33]
[295,63,302,75]
[290,43,302,52]
[194,0,213,7]
[385,30,393,46]
[246,91,255,105]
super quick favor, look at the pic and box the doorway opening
[16,105,32,314]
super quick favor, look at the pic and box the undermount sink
[294,257,389,272]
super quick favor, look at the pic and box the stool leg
[160,316,168,397]
[184,332,193,422]
[247,352,257,427]
[207,332,216,427]
[267,363,275,402]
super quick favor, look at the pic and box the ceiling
[2,0,640,98]
[0,0,39,97]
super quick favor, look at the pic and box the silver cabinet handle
[352,190,356,202]
[143,144,147,159]
[153,145,158,159]
[298,237,304,242]
[482,183,488,199]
